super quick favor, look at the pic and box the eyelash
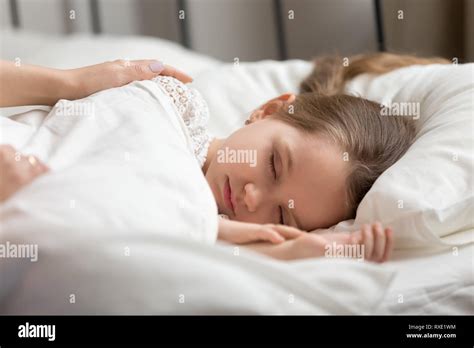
[268,152,284,225]
[268,152,277,179]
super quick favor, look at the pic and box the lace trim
[154,76,212,167]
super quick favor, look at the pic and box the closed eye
[279,206,284,225]
[268,152,277,179]
[268,150,285,224]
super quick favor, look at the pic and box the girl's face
[204,94,350,231]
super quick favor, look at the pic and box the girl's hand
[218,218,306,245]
[0,144,49,202]
[68,59,193,99]
[289,222,393,262]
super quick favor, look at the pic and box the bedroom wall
[0,0,472,62]
[382,0,467,61]
[0,0,378,61]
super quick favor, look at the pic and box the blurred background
[1,0,473,62]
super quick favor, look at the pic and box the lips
[223,176,235,215]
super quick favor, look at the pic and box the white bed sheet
[377,244,474,314]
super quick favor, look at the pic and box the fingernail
[149,60,164,73]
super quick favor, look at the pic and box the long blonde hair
[300,52,449,95]
[274,53,448,222]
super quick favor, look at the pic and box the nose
[243,183,262,213]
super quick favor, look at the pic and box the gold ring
[27,155,37,166]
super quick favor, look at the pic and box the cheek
[215,141,264,176]
[224,124,266,151]
[210,160,254,182]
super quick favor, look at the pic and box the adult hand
[0,145,49,202]
[68,59,193,99]
[0,59,193,107]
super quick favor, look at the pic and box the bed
[0,30,473,315]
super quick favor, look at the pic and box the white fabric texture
[375,244,474,314]
[154,76,213,168]
[0,76,218,244]
[0,224,395,315]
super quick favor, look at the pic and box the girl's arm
[0,59,192,107]
[243,222,393,262]
[241,239,297,260]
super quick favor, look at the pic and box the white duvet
[0,77,218,244]
[0,223,397,315]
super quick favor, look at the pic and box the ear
[247,93,296,123]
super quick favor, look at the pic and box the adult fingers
[27,155,49,176]
[123,60,193,84]
[0,144,16,158]
[160,64,193,83]
[125,60,164,81]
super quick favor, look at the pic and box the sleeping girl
[0,53,448,261]
[159,53,449,261]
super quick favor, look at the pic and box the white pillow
[338,64,474,249]
[195,61,474,249]
[192,60,312,137]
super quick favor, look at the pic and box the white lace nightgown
[153,76,213,168]
[153,76,229,220]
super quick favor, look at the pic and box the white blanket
[0,223,395,314]
[0,78,218,244]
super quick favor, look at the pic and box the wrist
[42,68,79,105]
[243,239,296,261]
[57,68,84,101]
[217,217,231,240]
